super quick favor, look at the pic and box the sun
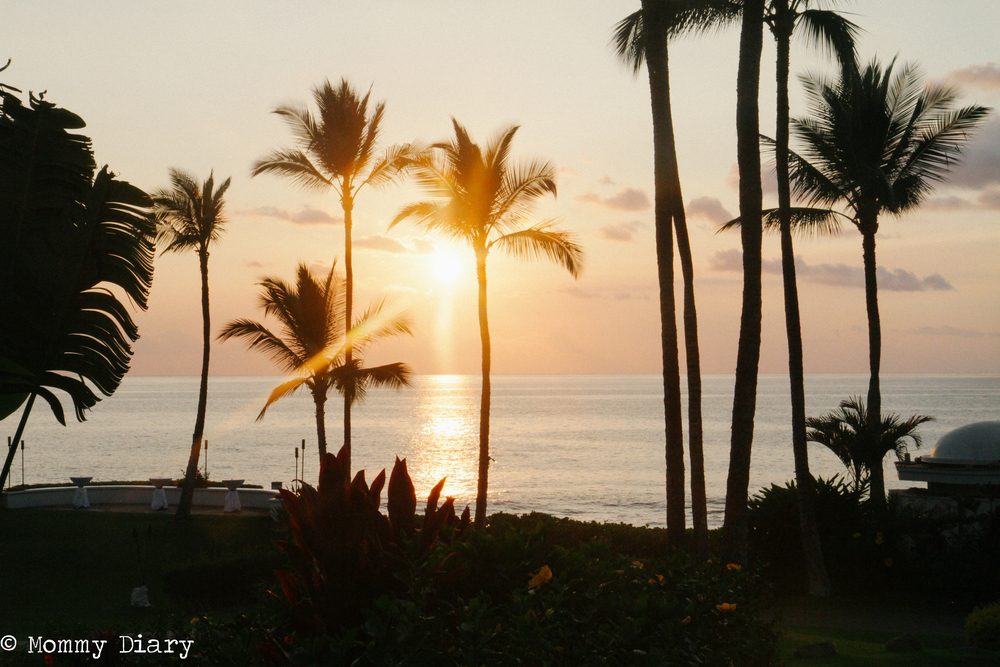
[430,249,463,283]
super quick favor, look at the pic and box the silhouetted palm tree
[392,119,584,529]
[218,262,412,463]
[153,169,231,521]
[723,0,767,564]
[786,57,989,508]
[252,79,416,468]
[0,90,155,489]
[806,396,933,495]
[612,0,738,550]
[765,0,857,597]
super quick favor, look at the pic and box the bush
[748,475,879,594]
[967,602,1000,651]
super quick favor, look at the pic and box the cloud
[945,62,1000,90]
[554,285,598,299]
[687,196,734,224]
[924,195,975,211]
[246,206,342,226]
[575,187,651,211]
[355,234,436,254]
[726,163,778,195]
[908,326,1000,339]
[596,220,645,242]
[597,175,616,186]
[944,116,1000,190]
[709,250,954,291]
[708,249,743,272]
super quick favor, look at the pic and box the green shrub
[967,602,1000,651]
[748,475,881,594]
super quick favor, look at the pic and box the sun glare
[430,249,463,283]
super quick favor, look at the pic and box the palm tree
[806,396,933,495]
[724,0,766,564]
[612,0,738,550]
[765,0,857,597]
[153,169,231,521]
[217,262,412,464]
[785,57,989,508]
[391,119,584,529]
[252,78,416,467]
[0,89,155,489]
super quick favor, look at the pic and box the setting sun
[430,249,464,283]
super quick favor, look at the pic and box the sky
[3,1,998,377]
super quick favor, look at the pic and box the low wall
[0,485,279,510]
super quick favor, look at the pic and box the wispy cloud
[945,62,1000,90]
[575,187,651,211]
[597,175,616,186]
[596,220,645,242]
[944,116,1000,190]
[709,250,954,291]
[907,325,1000,339]
[355,234,436,254]
[687,196,734,224]
[727,163,778,195]
[245,206,342,226]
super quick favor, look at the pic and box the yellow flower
[727,563,741,571]
[632,560,644,568]
[190,618,199,625]
[529,565,553,588]
[681,615,692,625]
[875,532,884,545]
[716,603,737,613]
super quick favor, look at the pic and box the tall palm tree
[724,0,766,564]
[0,89,155,489]
[765,0,857,597]
[252,78,416,468]
[612,0,738,550]
[786,57,989,508]
[806,396,933,495]
[153,169,231,521]
[218,262,412,464]
[391,119,584,529]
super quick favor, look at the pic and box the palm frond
[0,91,154,427]
[489,225,584,278]
[795,9,859,67]
[251,148,334,191]
[258,376,309,421]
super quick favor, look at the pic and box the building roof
[929,421,1000,465]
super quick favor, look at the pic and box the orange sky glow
[3,2,998,376]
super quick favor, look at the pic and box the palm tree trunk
[474,249,491,530]
[774,12,831,596]
[724,0,765,563]
[342,190,354,473]
[313,387,328,460]
[642,0,686,548]
[861,225,884,510]
[1,393,36,491]
[676,191,707,550]
[177,248,211,520]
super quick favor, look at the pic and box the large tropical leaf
[0,91,155,425]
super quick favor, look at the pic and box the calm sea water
[4,374,998,528]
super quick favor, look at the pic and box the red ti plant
[273,444,470,633]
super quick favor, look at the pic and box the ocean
[4,374,997,528]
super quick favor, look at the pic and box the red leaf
[369,469,386,508]
[388,457,416,535]
[425,477,447,516]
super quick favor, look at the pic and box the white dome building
[896,421,1000,495]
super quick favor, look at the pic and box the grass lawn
[0,509,283,638]
[778,625,1000,666]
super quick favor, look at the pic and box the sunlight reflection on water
[10,374,999,528]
